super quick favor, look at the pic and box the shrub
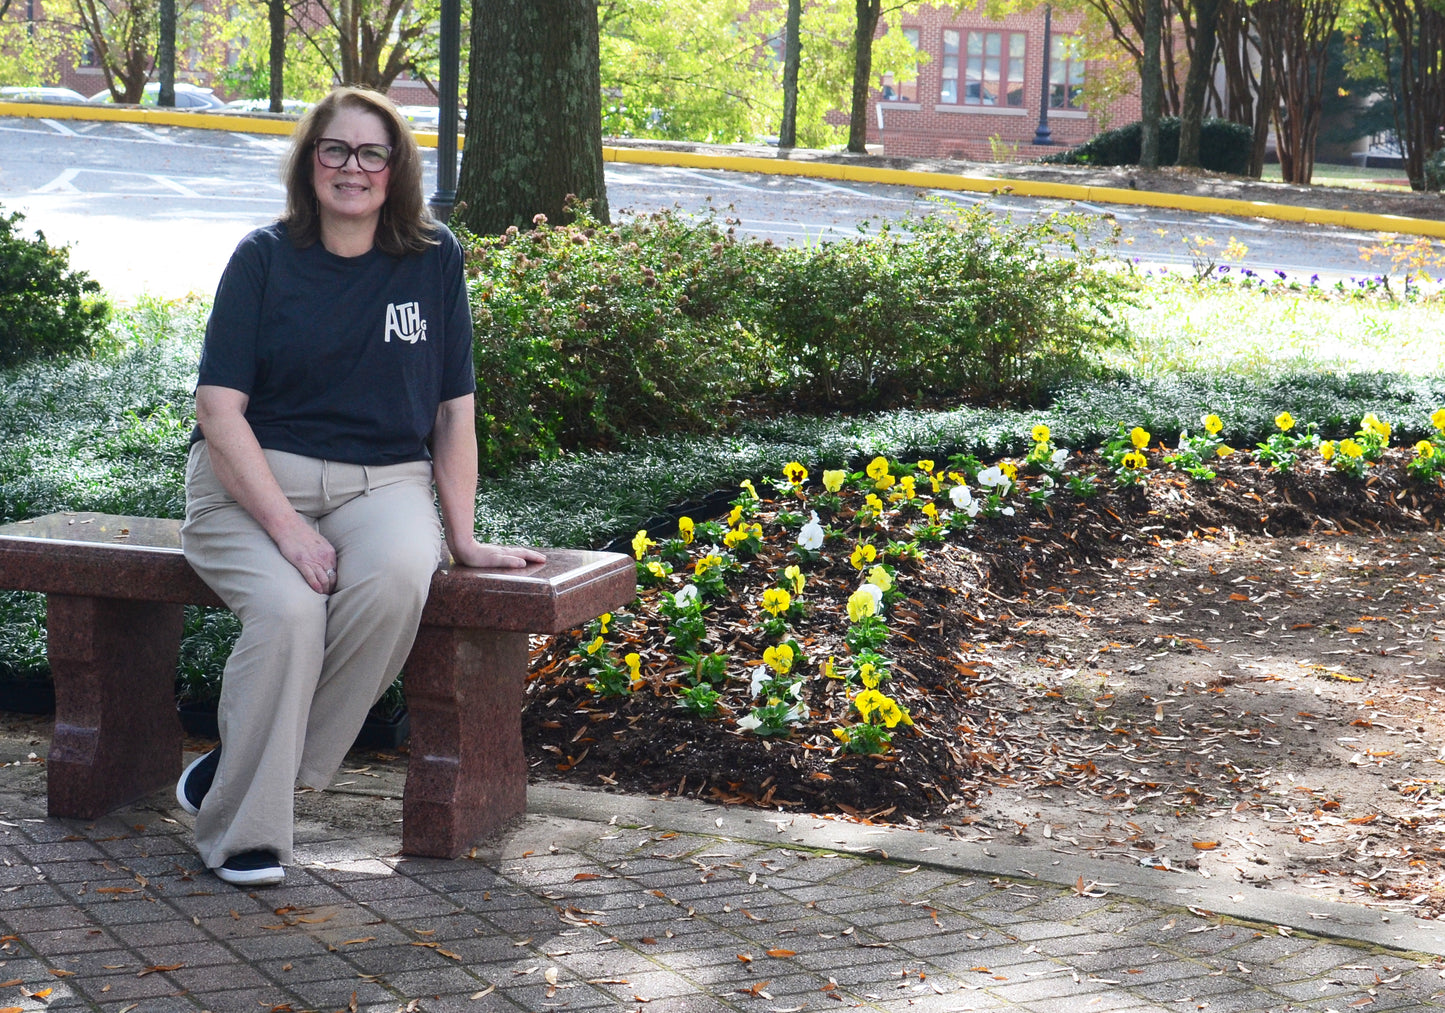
[461,203,772,471]
[758,206,1133,408]
[0,208,110,369]
[1041,117,1254,176]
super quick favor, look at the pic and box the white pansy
[784,700,809,725]
[1037,474,1055,489]
[949,484,973,509]
[1051,448,1068,467]
[737,714,762,732]
[749,666,770,697]
[675,584,699,608]
[797,511,825,551]
[977,466,1012,495]
[1001,506,1015,516]
[966,499,982,518]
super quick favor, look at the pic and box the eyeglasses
[314,138,392,172]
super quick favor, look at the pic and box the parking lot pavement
[0,750,1443,1013]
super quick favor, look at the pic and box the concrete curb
[7,99,1442,239]
[529,782,1445,958]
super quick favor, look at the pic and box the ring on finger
[326,568,337,579]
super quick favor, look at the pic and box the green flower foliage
[0,209,111,370]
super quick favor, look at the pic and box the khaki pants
[181,443,443,868]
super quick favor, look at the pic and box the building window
[1050,34,1085,109]
[941,29,958,103]
[962,31,1025,107]
[879,27,919,102]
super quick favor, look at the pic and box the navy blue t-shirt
[194,221,475,466]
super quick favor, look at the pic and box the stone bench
[0,512,635,858]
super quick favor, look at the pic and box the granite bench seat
[0,512,635,858]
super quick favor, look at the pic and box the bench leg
[401,626,528,858]
[45,595,185,820]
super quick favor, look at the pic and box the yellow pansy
[850,543,877,570]
[1339,438,1364,459]
[1122,451,1148,470]
[923,502,938,520]
[1320,441,1336,461]
[822,469,846,492]
[865,457,890,481]
[783,564,805,595]
[1216,445,1234,458]
[739,479,759,500]
[1432,408,1445,432]
[782,461,809,486]
[999,461,1017,480]
[677,516,695,545]
[761,587,792,616]
[899,476,917,499]
[1129,427,1150,449]
[646,561,667,579]
[723,528,748,549]
[858,663,881,689]
[695,553,722,576]
[1202,413,1223,435]
[763,643,794,675]
[586,636,605,655]
[847,588,878,622]
[916,459,935,474]
[874,473,896,491]
[1031,424,1050,444]
[727,505,743,527]
[624,653,641,679]
[832,727,850,743]
[1275,412,1295,432]
[1361,413,1390,439]
[874,696,907,728]
[631,530,654,561]
[598,612,612,634]
[864,493,884,514]
[866,565,893,592]
[1415,440,1435,459]
[822,656,840,679]
[853,689,886,721]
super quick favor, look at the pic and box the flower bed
[522,409,1445,816]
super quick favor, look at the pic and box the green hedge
[1041,117,1254,175]
[0,209,110,370]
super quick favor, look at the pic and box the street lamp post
[428,0,461,222]
[1032,4,1053,146]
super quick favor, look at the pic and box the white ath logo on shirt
[384,302,428,344]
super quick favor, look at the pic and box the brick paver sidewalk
[0,765,1441,1012]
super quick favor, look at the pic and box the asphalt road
[0,113,1410,300]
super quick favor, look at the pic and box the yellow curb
[4,100,1439,239]
[602,146,1445,240]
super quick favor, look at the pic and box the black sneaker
[215,849,284,888]
[176,747,220,816]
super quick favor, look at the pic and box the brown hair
[280,86,436,257]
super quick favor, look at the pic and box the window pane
[944,29,959,55]
[942,31,959,104]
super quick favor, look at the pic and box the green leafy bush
[1041,117,1254,176]
[461,203,771,470]
[0,208,110,369]
[758,207,1132,408]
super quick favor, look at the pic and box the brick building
[867,3,1139,161]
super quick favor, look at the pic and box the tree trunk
[269,0,285,113]
[157,0,175,107]
[1371,0,1445,190]
[1140,0,1163,168]
[846,0,881,154]
[1249,56,1274,179]
[1177,0,1223,166]
[454,0,609,234]
[779,0,801,148]
[1257,0,1339,185]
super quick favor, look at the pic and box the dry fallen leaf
[766,948,797,958]
[1192,841,1219,850]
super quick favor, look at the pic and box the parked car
[223,97,314,116]
[88,82,226,109]
[0,86,88,105]
[397,104,466,130]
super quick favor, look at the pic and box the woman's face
[312,105,392,227]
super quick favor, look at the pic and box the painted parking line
[148,174,203,198]
[33,168,81,194]
[118,122,177,144]
[229,131,289,152]
[39,118,78,137]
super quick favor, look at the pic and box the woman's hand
[450,538,547,570]
[275,518,339,593]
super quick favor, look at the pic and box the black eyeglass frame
[313,137,393,172]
